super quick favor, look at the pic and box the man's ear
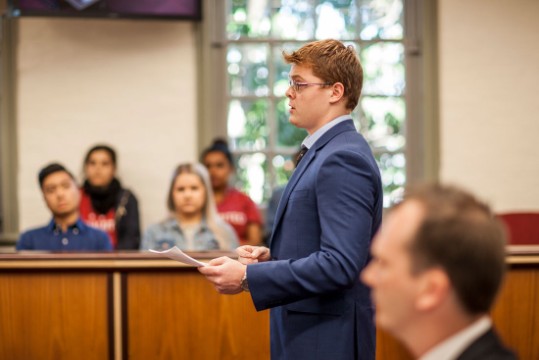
[329,82,345,104]
[415,268,450,311]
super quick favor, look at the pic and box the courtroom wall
[14,0,539,235]
[438,0,539,211]
[17,18,198,231]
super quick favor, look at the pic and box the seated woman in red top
[201,139,263,246]
[79,144,141,249]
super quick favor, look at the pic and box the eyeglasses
[288,79,332,93]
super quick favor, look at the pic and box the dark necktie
[295,145,308,167]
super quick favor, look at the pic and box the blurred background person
[80,144,141,250]
[361,183,516,360]
[141,163,238,251]
[201,138,262,246]
[17,163,112,251]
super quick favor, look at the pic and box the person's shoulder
[80,220,108,238]
[218,217,236,233]
[147,218,176,232]
[85,226,112,249]
[117,187,138,203]
[319,144,374,168]
[228,187,255,202]
[316,144,382,198]
[21,225,47,235]
[89,226,109,239]
[457,328,517,360]
[328,126,369,150]
[145,222,161,233]
[321,132,379,168]
[18,228,38,247]
[123,188,137,198]
[17,223,52,249]
[217,219,240,247]
[20,223,50,238]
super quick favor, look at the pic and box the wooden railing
[0,247,537,360]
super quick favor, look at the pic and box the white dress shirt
[419,316,492,360]
[301,115,352,150]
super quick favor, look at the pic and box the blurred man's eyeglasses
[288,79,332,93]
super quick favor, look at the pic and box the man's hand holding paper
[198,256,246,295]
[149,247,207,267]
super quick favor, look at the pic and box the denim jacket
[141,218,235,251]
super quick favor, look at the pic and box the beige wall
[438,0,539,212]
[14,0,539,234]
[17,18,198,232]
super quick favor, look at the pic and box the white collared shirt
[302,114,352,150]
[419,316,492,360]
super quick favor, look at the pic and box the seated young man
[16,163,112,251]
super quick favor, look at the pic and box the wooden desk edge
[0,251,236,269]
[0,259,198,269]
[1,257,538,270]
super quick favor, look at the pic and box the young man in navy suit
[199,39,383,359]
[361,184,517,360]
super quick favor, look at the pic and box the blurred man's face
[361,201,426,337]
[41,171,80,218]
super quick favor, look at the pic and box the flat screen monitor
[9,0,202,20]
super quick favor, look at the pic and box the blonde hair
[167,163,231,249]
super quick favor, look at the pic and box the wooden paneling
[0,272,109,360]
[0,251,537,360]
[491,267,539,360]
[127,271,270,360]
[376,329,413,360]
[374,265,539,360]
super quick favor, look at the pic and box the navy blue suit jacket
[457,328,517,360]
[248,120,383,360]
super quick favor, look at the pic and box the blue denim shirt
[141,218,237,251]
[16,218,112,251]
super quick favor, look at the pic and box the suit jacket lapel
[271,149,315,233]
[269,120,356,248]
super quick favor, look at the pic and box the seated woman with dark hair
[80,144,141,250]
[141,163,238,251]
[201,138,263,246]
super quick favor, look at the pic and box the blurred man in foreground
[361,184,517,360]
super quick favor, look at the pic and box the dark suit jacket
[457,328,517,360]
[248,120,383,360]
[115,189,141,250]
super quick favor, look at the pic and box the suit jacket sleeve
[248,149,378,311]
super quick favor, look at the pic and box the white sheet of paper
[149,246,207,267]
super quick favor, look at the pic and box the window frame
[0,17,19,244]
[198,0,439,206]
